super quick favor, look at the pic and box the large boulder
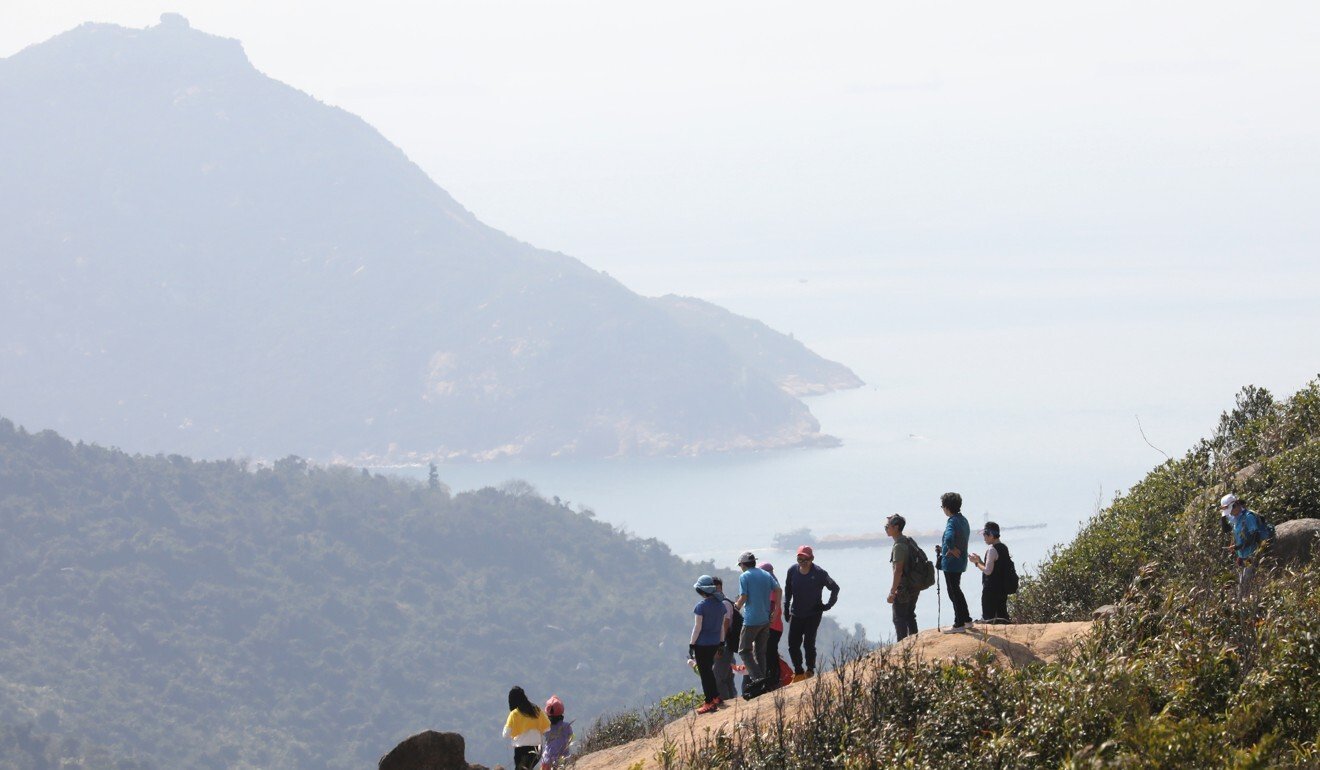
[379,731,490,770]
[1267,518,1320,568]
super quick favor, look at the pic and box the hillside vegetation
[0,418,858,768]
[579,378,1320,768]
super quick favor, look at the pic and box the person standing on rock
[711,576,739,702]
[969,521,1011,623]
[885,514,920,641]
[690,575,727,713]
[938,492,973,632]
[733,551,776,697]
[782,545,839,682]
[758,561,787,690]
[1221,493,1264,596]
[503,686,550,770]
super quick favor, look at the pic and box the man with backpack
[1221,493,1273,596]
[968,521,1017,623]
[885,514,933,641]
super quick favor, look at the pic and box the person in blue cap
[689,574,727,713]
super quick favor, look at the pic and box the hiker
[885,514,920,641]
[1221,493,1265,596]
[503,686,550,770]
[782,545,839,682]
[540,696,572,769]
[733,551,776,697]
[968,521,1011,623]
[758,562,786,690]
[711,576,739,702]
[938,492,973,632]
[690,575,727,713]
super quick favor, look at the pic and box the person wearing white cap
[1220,493,1264,596]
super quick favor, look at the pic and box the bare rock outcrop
[378,731,490,770]
[1268,518,1320,568]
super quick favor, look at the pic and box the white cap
[1219,493,1240,510]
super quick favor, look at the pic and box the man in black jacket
[782,545,840,682]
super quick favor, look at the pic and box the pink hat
[796,545,814,559]
[545,695,564,717]
[758,561,775,574]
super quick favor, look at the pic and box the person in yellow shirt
[503,686,550,770]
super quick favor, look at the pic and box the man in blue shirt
[733,551,776,697]
[938,492,973,631]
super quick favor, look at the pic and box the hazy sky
[5,2,1319,456]
[7,2,1319,277]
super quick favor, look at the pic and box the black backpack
[723,596,743,644]
[904,536,936,592]
[992,542,1019,594]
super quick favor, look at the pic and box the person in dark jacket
[938,492,973,632]
[968,521,1010,623]
[782,545,839,682]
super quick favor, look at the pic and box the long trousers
[765,628,783,689]
[981,586,1009,622]
[893,598,918,641]
[787,612,823,672]
[944,570,972,625]
[694,643,721,703]
[738,623,770,682]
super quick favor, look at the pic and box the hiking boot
[712,697,724,708]
[803,670,815,679]
[942,625,967,634]
[790,672,808,683]
[696,701,718,714]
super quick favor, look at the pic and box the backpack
[903,536,936,592]
[992,542,1020,595]
[723,597,743,646]
[1248,510,1277,546]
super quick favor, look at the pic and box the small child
[540,695,573,770]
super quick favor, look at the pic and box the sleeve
[503,711,515,739]
[823,569,839,608]
[982,545,998,575]
[782,570,794,613]
[539,711,551,733]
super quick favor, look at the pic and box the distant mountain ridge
[0,15,862,463]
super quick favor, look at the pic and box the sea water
[377,255,1320,643]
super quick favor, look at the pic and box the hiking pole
[934,544,942,631]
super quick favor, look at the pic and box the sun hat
[694,574,718,594]
[758,561,775,574]
[1219,493,1240,510]
[545,695,564,717]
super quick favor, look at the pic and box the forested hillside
[0,419,859,768]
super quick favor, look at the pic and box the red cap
[797,545,814,559]
[545,695,564,717]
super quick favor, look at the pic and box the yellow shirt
[504,709,550,746]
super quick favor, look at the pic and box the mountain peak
[2,15,253,88]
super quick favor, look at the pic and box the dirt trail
[571,621,1091,770]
